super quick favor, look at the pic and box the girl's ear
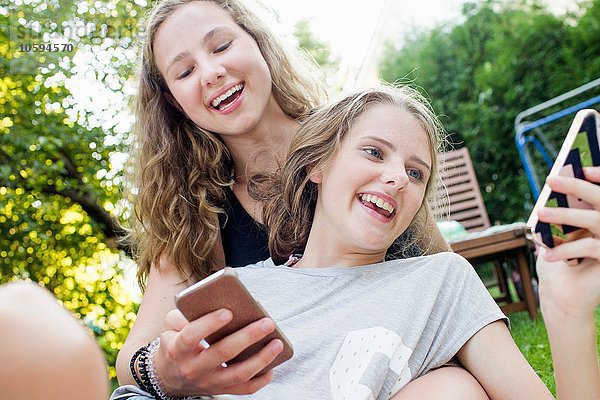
[307,164,323,184]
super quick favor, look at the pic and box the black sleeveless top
[220,188,270,267]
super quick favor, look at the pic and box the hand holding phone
[527,109,600,249]
[175,267,293,375]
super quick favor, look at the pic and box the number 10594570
[18,43,74,52]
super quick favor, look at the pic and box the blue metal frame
[515,94,600,199]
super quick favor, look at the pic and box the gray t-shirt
[227,252,506,399]
[111,252,505,400]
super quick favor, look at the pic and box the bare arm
[542,296,599,400]
[535,167,600,400]
[115,257,190,385]
[393,366,489,399]
[116,238,284,396]
[457,320,553,399]
[116,226,230,384]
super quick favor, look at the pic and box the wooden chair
[432,147,537,319]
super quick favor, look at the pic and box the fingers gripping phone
[175,267,293,375]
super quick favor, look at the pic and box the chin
[353,236,392,254]
[360,229,397,244]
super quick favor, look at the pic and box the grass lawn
[509,308,600,395]
[509,310,557,394]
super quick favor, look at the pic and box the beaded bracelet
[147,338,173,400]
[145,338,195,400]
[138,341,160,398]
[129,343,151,392]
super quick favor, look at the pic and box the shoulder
[431,252,477,278]
[235,258,276,278]
[400,252,476,281]
[239,258,276,269]
[375,252,473,285]
[400,251,472,271]
[428,251,471,268]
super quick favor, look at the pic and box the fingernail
[261,319,274,333]
[219,309,232,321]
[270,339,283,353]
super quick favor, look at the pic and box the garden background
[1,0,599,392]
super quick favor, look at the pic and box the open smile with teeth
[211,83,244,110]
[359,193,395,218]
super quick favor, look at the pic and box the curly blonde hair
[253,86,447,264]
[127,0,324,287]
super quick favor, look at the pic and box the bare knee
[0,280,54,307]
[0,281,109,400]
[393,366,488,400]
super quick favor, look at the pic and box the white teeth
[211,83,243,108]
[359,194,395,214]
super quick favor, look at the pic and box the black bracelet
[138,344,160,398]
[130,344,150,391]
[133,338,197,400]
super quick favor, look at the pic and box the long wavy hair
[127,0,324,288]
[253,86,448,265]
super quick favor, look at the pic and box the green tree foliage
[294,18,340,89]
[294,19,337,68]
[380,0,600,223]
[0,0,146,378]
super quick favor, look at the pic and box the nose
[383,167,409,190]
[199,60,226,87]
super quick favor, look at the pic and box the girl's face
[153,1,278,137]
[310,103,432,256]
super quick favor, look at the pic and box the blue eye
[407,169,423,181]
[214,40,232,53]
[364,148,382,159]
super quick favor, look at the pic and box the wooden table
[450,223,538,320]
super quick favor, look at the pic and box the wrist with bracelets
[129,343,149,390]
[130,338,193,400]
